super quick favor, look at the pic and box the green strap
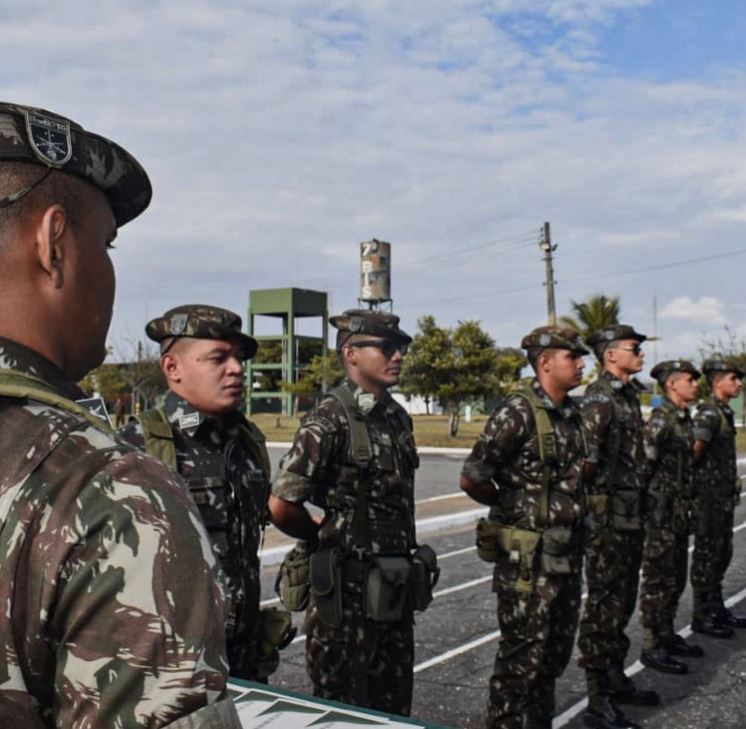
[0,368,112,434]
[329,384,373,550]
[134,408,178,470]
[594,377,622,493]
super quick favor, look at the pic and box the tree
[698,327,746,411]
[284,349,345,404]
[560,294,621,339]
[400,316,526,437]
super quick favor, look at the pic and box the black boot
[640,647,688,674]
[584,671,642,729]
[691,612,734,638]
[608,666,660,707]
[718,606,746,629]
[663,634,704,658]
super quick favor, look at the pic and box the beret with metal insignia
[701,356,746,379]
[0,101,151,226]
[650,359,701,385]
[520,325,589,355]
[586,323,647,360]
[146,304,258,359]
[330,309,412,346]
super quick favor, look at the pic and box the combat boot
[640,647,688,674]
[583,671,642,729]
[691,612,734,639]
[608,665,659,707]
[717,606,746,629]
[663,634,704,658]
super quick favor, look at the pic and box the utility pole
[539,221,557,325]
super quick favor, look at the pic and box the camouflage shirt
[693,397,738,507]
[119,391,270,647]
[461,378,585,531]
[272,379,419,556]
[0,338,229,728]
[643,397,694,530]
[581,370,645,495]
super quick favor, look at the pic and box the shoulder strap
[514,385,556,528]
[653,405,684,490]
[0,369,112,434]
[593,377,623,489]
[134,408,177,470]
[328,384,373,550]
[239,420,271,480]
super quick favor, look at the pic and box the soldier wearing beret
[119,304,284,682]
[639,360,702,675]
[577,325,656,728]
[269,309,425,715]
[689,357,746,636]
[0,104,239,727]
[460,326,587,729]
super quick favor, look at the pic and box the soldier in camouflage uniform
[690,357,746,636]
[460,326,587,729]
[639,360,702,675]
[269,309,423,716]
[577,325,656,729]
[0,103,240,727]
[119,305,280,681]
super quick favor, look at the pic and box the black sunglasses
[611,344,643,355]
[348,339,408,358]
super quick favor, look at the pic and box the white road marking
[439,546,477,560]
[417,492,468,505]
[433,575,492,599]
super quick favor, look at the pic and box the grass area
[251,413,487,448]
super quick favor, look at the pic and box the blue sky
[3,0,746,362]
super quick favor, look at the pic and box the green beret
[0,102,151,226]
[146,304,258,359]
[701,357,746,379]
[650,359,701,385]
[330,309,412,345]
[520,326,589,355]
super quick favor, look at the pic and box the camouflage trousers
[487,559,582,729]
[691,508,734,617]
[578,527,644,671]
[226,575,261,680]
[305,584,414,716]
[639,528,689,645]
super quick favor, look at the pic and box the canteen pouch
[409,544,440,612]
[254,606,297,680]
[494,526,541,592]
[275,542,312,612]
[309,549,343,627]
[476,517,503,563]
[539,526,574,575]
[586,494,608,525]
[366,556,411,622]
[611,490,642,531]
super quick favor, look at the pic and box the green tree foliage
[284,349,345,402]
[400,316,526,437]
[560,294,621,339]
[698,327,746,406]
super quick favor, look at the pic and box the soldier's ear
[161,352,182,383]
[34,204,68,289]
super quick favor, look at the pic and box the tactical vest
[694,398,737,501]
[320,384,418,557]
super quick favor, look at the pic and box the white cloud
[660,296,727,325]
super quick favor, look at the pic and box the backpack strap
[0,368,112,434]
[132,408,177,470]
[593,377,623,491]
[328,384,373,550]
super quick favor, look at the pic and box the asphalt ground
[260,447,746,729]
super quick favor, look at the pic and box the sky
[3,0,746,363]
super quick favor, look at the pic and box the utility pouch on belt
[310,549,343,627]
[254,606,297,680]
[610,490,642,531]
[366,556,411,622]
[275,542,312,612]
[476,517,504,563]
[494,525,541,592]
[409,545,440,612]
[539,526,573,575]
[585,494,608,525]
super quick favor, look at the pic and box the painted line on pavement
[433,575,492,599]
[417,492,468,505]
[439,546,477,560]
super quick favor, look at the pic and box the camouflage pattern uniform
[577,344,647,678]
[120,389,271,680]
[272,376,419,715]
[462,370,586,729]
[0,338,233,728]
[639,364,698,653]
[690,391,740,622]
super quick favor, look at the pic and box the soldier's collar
[345,378,387,415]
[532,378,576,416]
[163,391,206,433]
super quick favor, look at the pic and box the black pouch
[275,542,312,612]
[540,526,573,575]
[611,490,642,531]
[409,545,440,612]
[309,548,343,627]
[366,556,411,622]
